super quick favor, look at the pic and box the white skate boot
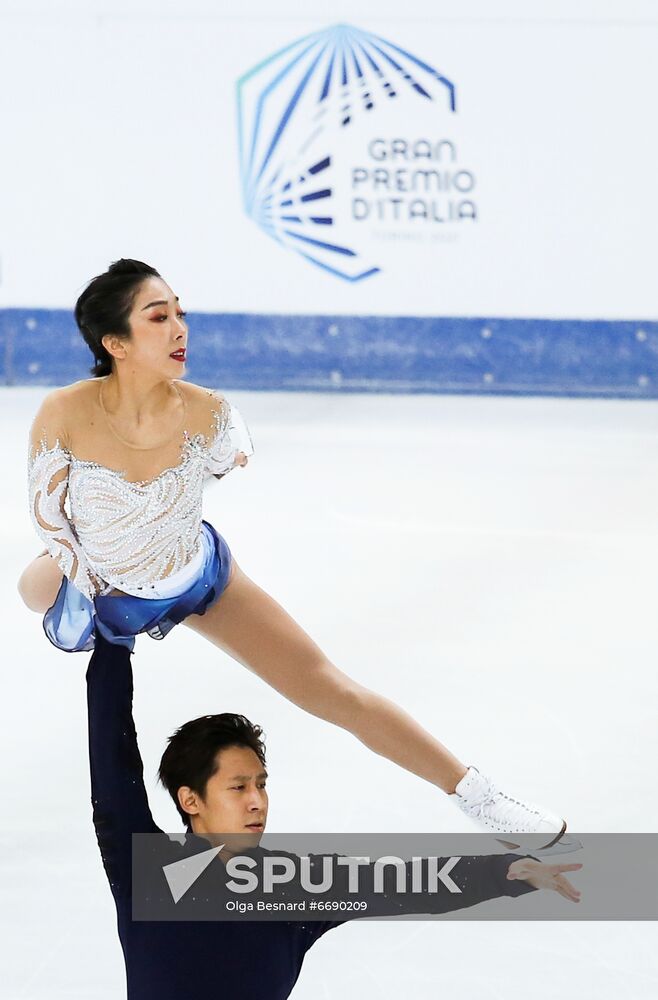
[450,766,582,856]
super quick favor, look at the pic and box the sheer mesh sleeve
[204,390,252,478]
[28,396,99,601]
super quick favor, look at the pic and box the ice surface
[2,387,657,998]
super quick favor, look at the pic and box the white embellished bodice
[28,388,248,600]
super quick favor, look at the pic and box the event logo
[236,23,476,282]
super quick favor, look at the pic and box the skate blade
[495,834,584,857]
[532,835,584,857]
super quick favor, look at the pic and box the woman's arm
[203,390,251,478]
[26,390,101,601]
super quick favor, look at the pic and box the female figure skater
[19,259,576,853]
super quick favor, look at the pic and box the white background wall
[0,0,656,319]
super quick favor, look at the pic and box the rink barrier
[0,308,656,397]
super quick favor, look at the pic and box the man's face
[178,745,268,845]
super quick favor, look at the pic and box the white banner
[0,1,655,320]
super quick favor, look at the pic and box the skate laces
[464,779,542,832]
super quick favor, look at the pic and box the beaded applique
[28,391,243,599]
[28,440,99,599]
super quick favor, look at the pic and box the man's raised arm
[86,632,160,900]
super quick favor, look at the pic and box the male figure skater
[87,633,581,1000]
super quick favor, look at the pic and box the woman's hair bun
[107,258,153,277]
[74,258,161,377]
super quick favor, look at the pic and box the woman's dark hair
[158,713,267,829]
[74,258,161,377]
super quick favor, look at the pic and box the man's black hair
[158,713,267,829]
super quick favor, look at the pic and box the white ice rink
[2,387,657,998]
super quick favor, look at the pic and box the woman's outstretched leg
[20,550,573,849]
[21,548,465,788]
[184,560,576,852]
[185,560,461,792]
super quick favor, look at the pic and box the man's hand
[507,858,583,902]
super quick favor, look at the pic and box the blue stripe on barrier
[1,308,656,398]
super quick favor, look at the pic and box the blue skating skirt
[43,521,232,654]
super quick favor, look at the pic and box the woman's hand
[234,451,249,468]
[507,858,583,902]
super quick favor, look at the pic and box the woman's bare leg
[184,560,468,794]
[18,551,63,613]
[18,551,570,840]
[19,553,468,792]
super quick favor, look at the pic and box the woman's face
[103,276,189,376]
